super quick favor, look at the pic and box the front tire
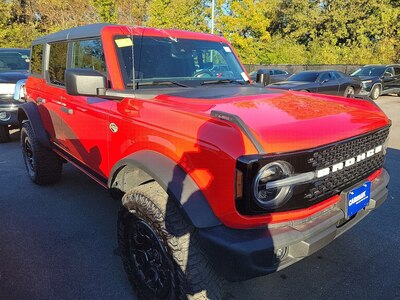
[118,182,225,300]
[370,85,381,100]
[0,125,10,143]
[21,121,63,185]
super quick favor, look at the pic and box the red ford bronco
[17,24,391,299]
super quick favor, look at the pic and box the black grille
[307,126,389,169]
[236,125,390,215]
[305,126,389,202]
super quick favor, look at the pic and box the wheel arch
[18,102,51,148]
[109,150,221,228]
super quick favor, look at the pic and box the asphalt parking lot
[1,95,399,299]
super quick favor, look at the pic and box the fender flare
[109,150,221,228]
[18,102,51,148]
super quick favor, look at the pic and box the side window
[385,67,394,76]
[394,67,400,75]
[48,42,68,86]
[31,44,43,75]
[332,72,342,79]
[71,39,106,73]
[319,73,331,82]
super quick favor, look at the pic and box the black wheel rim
[24,136,35,173]
[128,218,172,298]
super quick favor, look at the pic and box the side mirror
[65,69,107,96]
[255,69,270,86]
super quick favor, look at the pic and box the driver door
[382,67,396,93]
[317,72,339,95]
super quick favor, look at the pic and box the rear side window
[48,42,68,86]
[332,71,343,79]
[71,39,106,73]
[319,72,331,82]
[274,70,286,75]
[31,44,43,75]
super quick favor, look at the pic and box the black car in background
[350,65,400,100]
[249,68,291,83]
[0,48,29,142]
[268,70,361,97]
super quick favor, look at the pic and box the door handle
[60,106,74,115]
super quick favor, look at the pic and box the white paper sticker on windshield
[223,46,232,53]
[241,72,249,81]
[115,38,133,48]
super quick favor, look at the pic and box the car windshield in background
[0,49,30,71]
[288,72,319,82]
[114,36,247,88]
[351,67,386,77]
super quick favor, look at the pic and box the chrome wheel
[370,85,381,100]
[345,86,355,98]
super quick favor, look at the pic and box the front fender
[18,102,51,148]
[109,150,221,228]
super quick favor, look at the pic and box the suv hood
[0,71,28,83]
[351,75,378,81]
[140,86,390,153]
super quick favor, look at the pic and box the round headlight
[253,161,293,209]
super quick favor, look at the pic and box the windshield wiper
[136,80,188,88]
[200,79,245,85]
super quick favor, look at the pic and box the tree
[116,0,150,25]
[146,0,209,32]
[93,0,117,23]
[216,0,279,63]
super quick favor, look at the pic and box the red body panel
[25,25,391,229]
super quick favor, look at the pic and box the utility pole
[211,0,215,34]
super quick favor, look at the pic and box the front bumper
[359,87,372,96]
[198,169,390,282]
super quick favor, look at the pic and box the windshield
[287,72,319,82]
[351,67,386,77]
[114,36,247,88]
[0,49,30,71]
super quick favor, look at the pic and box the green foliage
[93,0,117,23]
[216,0,278,64]
[146,0,208,32]
[0,0,399,65]
[262,36,308,64]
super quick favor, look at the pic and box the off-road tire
[0,125,10,143]
[118,181,225,300]
[344,86,355,98]
[21,121,63,185]
[370,85,381,100]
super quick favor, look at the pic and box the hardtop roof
[32,23,109,45]
[31,24,225,45]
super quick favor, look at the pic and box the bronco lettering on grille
[316,145,383,178]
